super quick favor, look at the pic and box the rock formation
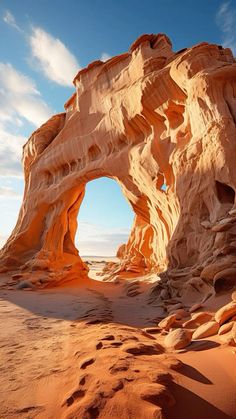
[1,33,236,291]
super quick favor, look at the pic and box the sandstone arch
[1,33,236,289]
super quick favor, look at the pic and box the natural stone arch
[75,176,134,259]
[1,33,236,290]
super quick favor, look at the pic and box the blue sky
[0,0,235,255]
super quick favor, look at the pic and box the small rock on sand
[183,311,213,329]
[164,328,192,350]
[192,321,219,339]
[16,280,34,290]
[158,314,177,330]
[219,332,236,346]
[218,322,235,335]
[215,302,236,325]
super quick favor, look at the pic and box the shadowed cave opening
[75,178,134,260]
[214,275,236,294]
[215,181,235,205]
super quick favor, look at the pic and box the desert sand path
[0,263,235,418]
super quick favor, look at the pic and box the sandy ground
[0,258,235,418]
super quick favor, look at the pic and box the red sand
[0,259,235,418]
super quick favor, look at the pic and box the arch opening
[75,177,134,276]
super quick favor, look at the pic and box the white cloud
[0,63,52,177]
[0,63,51,126]
[76,221,129,256]
[3,11,80,86]
[29,27,80,86]
[3,10,79,86]
[0,234,7,248]
[100,52,111,62]
[0,180,23,242]
[3,10,21,32]
[0,186,21,199]
[216,1,236,54]
[0,126,25,177]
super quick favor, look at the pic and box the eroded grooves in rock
[1,33,236,288]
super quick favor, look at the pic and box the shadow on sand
[166,382,234,419]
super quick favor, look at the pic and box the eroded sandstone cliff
[1,33,236,291]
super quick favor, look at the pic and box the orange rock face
[1,33,236,287]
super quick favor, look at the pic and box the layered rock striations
[1,33,236,289]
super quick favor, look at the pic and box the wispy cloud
[0,63,51,126]
[3,9,80,86]
[100,52,111,62]
[0,179,23,244]
[0,63,52,177]
[0,234,7,248]
[3,10,21,32]
[76,221,129,256]
[29,27,80,86]
[0,186,21,199]
[0,127,25,177]
[216,1,236,54]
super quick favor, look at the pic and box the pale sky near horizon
[0,0,235,255]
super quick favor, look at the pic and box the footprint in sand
[15,406,44,414]
[80,358,95,369]
[96,342,103,350]
[79,374,89,385]
[23,318,41,330]
[101,334,115,341]
[110,341,123,347]
[64,389,85,407]
[123,342,164,355]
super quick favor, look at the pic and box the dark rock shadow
[0,276,162,328]
[176,362,212,384]
[0,257,168,324]
[0,287,98,322]
[180,340,220,352]
[165,382,234,419]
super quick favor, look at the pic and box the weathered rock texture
[1,33,236,288]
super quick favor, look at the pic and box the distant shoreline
[81,255,116,258]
